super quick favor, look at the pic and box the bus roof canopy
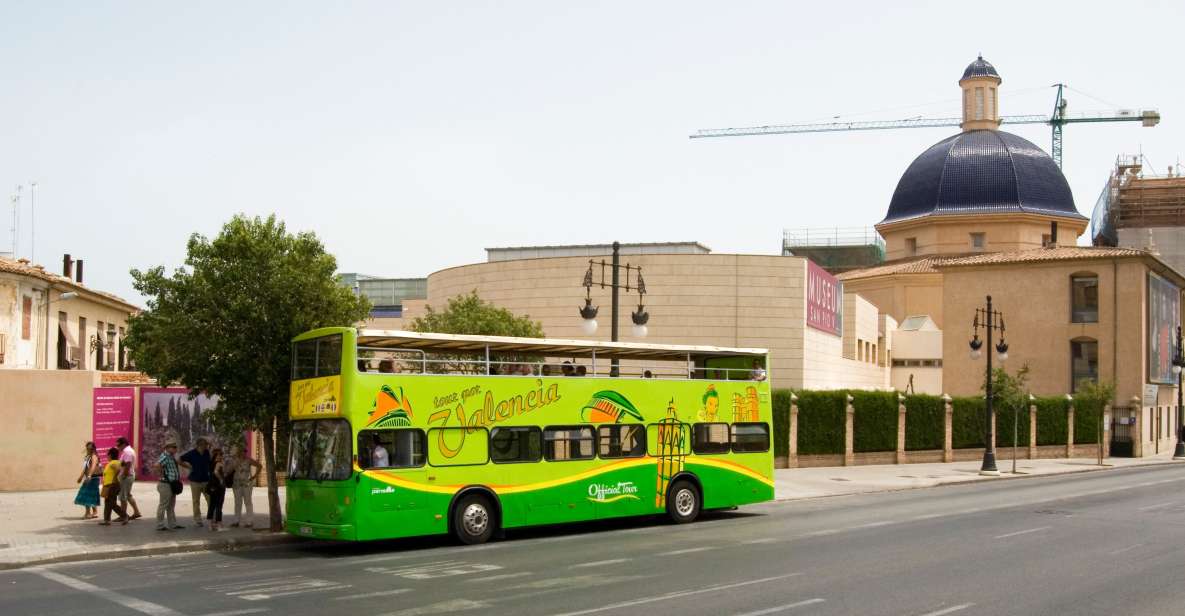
[355,329,767,362]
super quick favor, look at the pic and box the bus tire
[666,480,700,524]
[453,493,497,545]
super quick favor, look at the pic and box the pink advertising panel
[138,387,248,481]
[92,387,135,456]
[806,260,843,336]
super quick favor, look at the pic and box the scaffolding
[1092,155,1185,246]
[782,227,886,274]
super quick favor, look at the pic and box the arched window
[1070,273,1099,323]
[1070,337,1099,393]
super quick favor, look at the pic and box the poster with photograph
[1147,271,1181,385]
[137,388,246,480]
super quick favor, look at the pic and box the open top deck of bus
[354,329,768,361]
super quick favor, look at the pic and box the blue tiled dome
[961,55,999,81]
[881,130,1083,224]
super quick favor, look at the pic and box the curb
[1,532,301,571]
[772,458,1181,503]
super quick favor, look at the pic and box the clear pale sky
[3,1,1182,305]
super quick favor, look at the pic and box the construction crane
[691,84,1160,169]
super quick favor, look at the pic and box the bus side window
[543,426,596,461]
[357,428,426,469]
[731,422,770,453]
[597,424,646,458]
[490,427,542,463]
[691,423,730,455]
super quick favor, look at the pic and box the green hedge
[904,394,944,451]
[795,390,847,455]
[995,399,1032,448]
[1035,397,1069,445]
[1073,398,1102,444]
[771,389,793,457]
[852,391,899,453]
[951,396,986,449]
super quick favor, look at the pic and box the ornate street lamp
[1172,326,1185,460]
[969,295,1009,476]
[579,241,649,376]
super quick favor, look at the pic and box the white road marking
[733,598,825,616]
[853,521,893,529]
[1107,543,1145,555]
[218,577,351,601]
[549,572,803,616]
[570,558,631,568]
[465,571,533,583]
[800,529,840,537]
[206,577,293,591]
[332,589,412,601]
[380,598,487,615]
[30,568,184,616]
[993,526,1051,540]
[658,546,716,556]
[741,537,782,544]
[917,603,975,616]
[1137,501,1177,511]
[197,609,270,616]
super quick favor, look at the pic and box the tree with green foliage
[410,290,544,338]
[1073,379,1117,408]
[987,364,1031,417]
[409,291,545,373]
[124,215,370,531]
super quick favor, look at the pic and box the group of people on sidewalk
[74,436,261,531]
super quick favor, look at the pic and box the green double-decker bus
[285,327,774,544]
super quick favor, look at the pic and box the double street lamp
[579,241,649,377]
[1171,326,1185,460]
[969,295,1009,476]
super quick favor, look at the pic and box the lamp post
[579,241,649,377]
[1172,326,1185,460]
[969,295,1009,476]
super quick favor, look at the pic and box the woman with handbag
[99,447,127,525]
[204,448,228,531]
[73,441,101,519]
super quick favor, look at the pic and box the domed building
[842,57,1184,444]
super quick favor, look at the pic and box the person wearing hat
[153,440,184,531]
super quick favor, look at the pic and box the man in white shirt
[115,437,143,519]
[371,435,390,468]
[749,360,767,382]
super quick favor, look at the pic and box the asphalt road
[4,464,1185,616]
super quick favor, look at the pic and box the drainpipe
[1112,258,1118,406]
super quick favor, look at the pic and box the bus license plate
[299,526,313,536]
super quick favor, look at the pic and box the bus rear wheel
[666,480,700,524]
[453,493,497,545]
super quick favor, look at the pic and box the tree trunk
[261,419,283,532]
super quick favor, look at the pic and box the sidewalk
[0,482,294,570]
[2,454,1181,570]
[773,451,1183,500]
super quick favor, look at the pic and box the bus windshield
[288,419,352,481]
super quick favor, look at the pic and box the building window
[1042,234,1052,247]
[21,296,33,340]
[975,87,985,120]
[78,316,87,370]
[906,237,917,256]
[1071,338,1099,393]
[1071,275,1098,323]
[988,87,997,119]
[970,233,986,251]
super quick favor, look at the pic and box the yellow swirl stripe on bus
[362,456,772,495]
[687,457,776,487]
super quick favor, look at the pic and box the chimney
[1050,221,1058,247]
[63,254,74,279]
[76,259,84,284]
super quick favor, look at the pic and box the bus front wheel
[453,493,497,545]
[666,480,701,524]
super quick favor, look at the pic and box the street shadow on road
[224,509,763,563]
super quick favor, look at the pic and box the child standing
[100,447,127,525]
